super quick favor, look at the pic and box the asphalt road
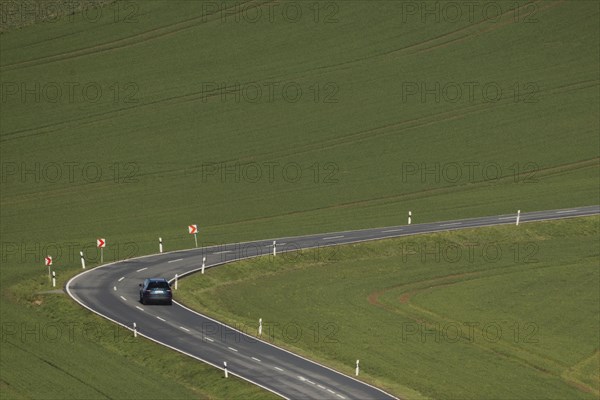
[67,205,599,399]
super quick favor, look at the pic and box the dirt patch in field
[367,271,479,308]
[399,292,412,304]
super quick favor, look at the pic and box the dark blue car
[139,278,172,305]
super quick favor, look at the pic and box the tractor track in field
[0,0,271,71]
[3,340,114,398]
[366,261,599,396]
[3,74,597,146]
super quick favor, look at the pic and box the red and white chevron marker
[97,238,106,263]
[188,225,198,248]
[45,256,52,281]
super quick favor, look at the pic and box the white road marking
[136,267,147,272]
[266,243,285,247]
[136,306,144,311]
[274,366,284,372]
[205,337,214,342]
[306,379,315,385]
[156,316,166,322]
[498,216,516,220]
[317,384,326,389]
[118,276,125,282]
[440,222,461,227]
[120,296,127,301]
[228,347,238,352]
[382,228,403,233]
[327,389,335,394]
[251,357,261,362]
[323,235,344,240]
[214,250,231,254]
[556,209,578,214]
[180,326,190,332]
[168,258,183,263]
[336,394,346,399]
[69,209,595,400]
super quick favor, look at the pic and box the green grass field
[176,217,600,400]
[1,0,598,398]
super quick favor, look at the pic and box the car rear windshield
[148,281,169,289]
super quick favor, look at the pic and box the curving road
[66,205,599,399]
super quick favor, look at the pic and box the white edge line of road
[68,235,401,399]
[174,271,401,398]
[66,207,598,399]
[168,209,599,399]
[67,207,596,264]
[65,272,290,400]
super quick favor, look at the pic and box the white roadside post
[159,237,163,253]
[201,256,206,274]
[51,271,56,288]
[79,251,85,269]
[516,209,521,226]
[189,225,198,248]
[174,274,178,290]
[133,322,137,338]
[223,361,228,378]
[97,238,106,263]
[273,240,277,257]
[44,256,52,281]
[408,211,412,225]
[258,318,263,337]
[355,359,360,376]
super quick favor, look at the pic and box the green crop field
[176,217,600,399]
[1,0,598,398]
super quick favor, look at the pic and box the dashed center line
[382,228,403,233]
[336,394,346,399]
[135,306,144,311]
[498,216,516,220]
[214,250,231,255]
[317,384,325,389]
[120,296,127,301]
[156,316,166,322]
[306,379,315,385]
[168,258,183,263]
[440,222,461,227]
[136,267,147,272]
[118,277,125,282]
[274,366,284,372]
[323,235,344,240]
[180,326,190,332]
[228,347,238,352]
[204,337,214,342]
[327,389,335,394]
[556,209,578,214]
[251,357,261,362]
